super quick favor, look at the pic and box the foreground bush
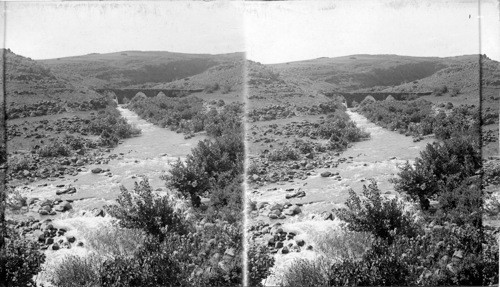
[167,106,244,208]
[49,254,101,287]
[248,243,275,287]
[0,228,45,286]
[394,137,481,210]
[282,258,330,287]
[334,180,418,243]
[106,180,189,239]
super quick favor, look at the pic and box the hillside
[2,49,102,106]
[271,54,500,94]
[41,50,245,89]
[151,60,245,92]
[2,49,71,95]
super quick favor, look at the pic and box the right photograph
[245,1,499,286]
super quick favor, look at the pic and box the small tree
[105,179,188,240]
[334,180,417,243]
[394,137,481,210]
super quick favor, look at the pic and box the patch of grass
[85,226,146,258]
[49,254,101,287]
[280,258,330,287]
[314,230,373,260]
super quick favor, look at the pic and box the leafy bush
[99,237,187,287]
[203,177,243,224]
[358,98,434,136]
[204,83,220,93]
[8,155,35,173]
[77,106,141,147]
[394,137,481,210]
[281,258,330,287]
[448,87,460,97]
[84,226,146,257]
[49,254,101,287]
[37,140,70,157]
[334,180,418,243]
[0,228,45,287]
[267,145,299,161]
[315,230,373,260]
[433,85,448,96]
[106,180,188,239]
[248,243,275,287]
[101,178,242,286]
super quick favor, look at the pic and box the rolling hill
[41,50,245,90]
[270,54,500,94]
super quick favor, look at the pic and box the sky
[3,1,246,59]
[3,1,499,63]
[245,0,500,64]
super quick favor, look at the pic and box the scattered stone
[320,171,332,177]
[91,167,103,174]
[281,246,289,254]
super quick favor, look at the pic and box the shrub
[167,131,244,207]
[105,179,188,240]
[248,243,275,287]
[99,237,187,287]
[281,258,330,287]
[37,141,70,157]
[204,177,243,224]
[267,145,299,161]
[86,106,141,147]
[8,155,35,173]
[221,84,232,94]
[334,180,418,243]
[315,230,373,260]
[357,98,434,137]
[394,137,481,210]
[49,254,101,287]
[449,87,460,97]
[433,85,448,96]
[204,83,220,93]
[84,226,146,257]
[0,228,45,287]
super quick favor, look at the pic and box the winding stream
[15,105,204,215]
[256,110,435,286]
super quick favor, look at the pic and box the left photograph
[1,2,245,286]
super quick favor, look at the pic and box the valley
[1,49,499,286]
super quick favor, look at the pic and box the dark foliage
[105,180,189,240]
[334,180,418,243]
[0,228,45,286]
[394,137,481,210]
[357,99,479,141]
[248,243,275,287]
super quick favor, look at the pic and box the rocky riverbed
[248,109,434,285]
[5,105,205,285]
